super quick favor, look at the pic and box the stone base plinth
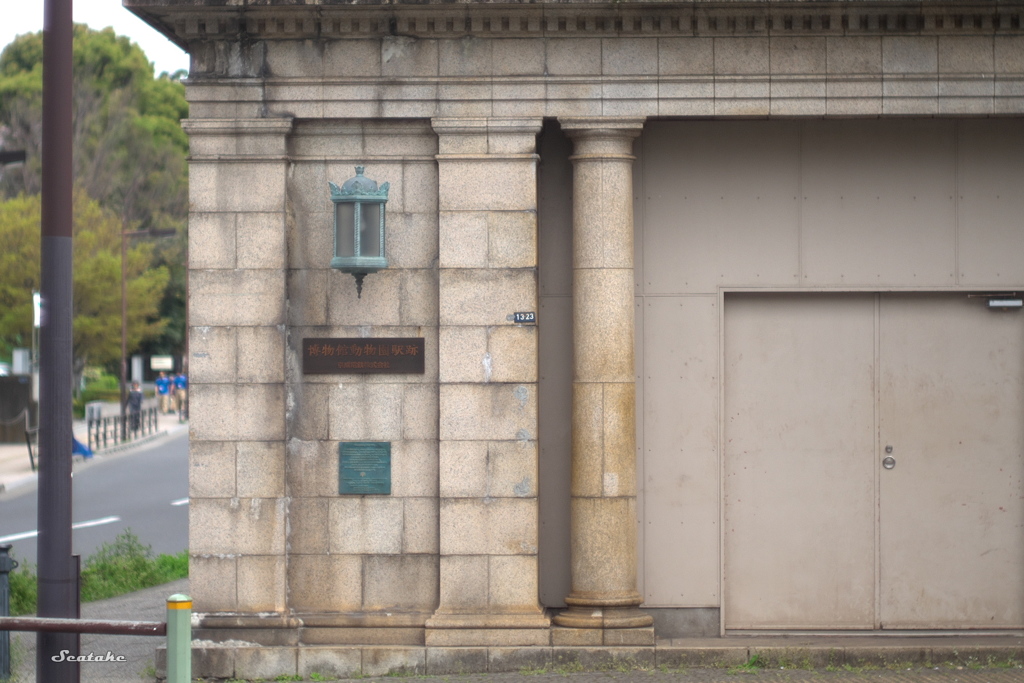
[425,612,551,646]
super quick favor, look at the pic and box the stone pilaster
[553,118,654,645]
[183,117,293,621]
[426,118,550,646]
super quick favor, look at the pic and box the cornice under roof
[123,1,1024,51]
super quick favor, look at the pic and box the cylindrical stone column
[554,118,652,640]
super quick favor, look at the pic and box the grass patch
[518,665,550,675]
[7,529,188,614]
[7,560,37,616]
[553,659,586,674]
[728,653,766,674]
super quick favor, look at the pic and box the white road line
[0,515,121,544]
[73,516,121,530]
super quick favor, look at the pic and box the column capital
[558,117,645,136]
[559,118,644,159]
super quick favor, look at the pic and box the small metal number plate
[882,456,896,470]
[513,312,536,324]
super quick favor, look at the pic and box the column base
[551,592,654,644]
[425,613,551,646]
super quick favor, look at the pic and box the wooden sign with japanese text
[302,337,425,374]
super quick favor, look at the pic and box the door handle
[883,445,896,470]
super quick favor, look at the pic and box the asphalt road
[0,431,188,566]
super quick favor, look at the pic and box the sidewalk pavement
[0,400,187,496]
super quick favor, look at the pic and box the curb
[0,471,37,495]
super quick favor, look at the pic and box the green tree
[0,25,188,364]
[0,26,189,232]
[0,192,169,376]
[139,232,187,358]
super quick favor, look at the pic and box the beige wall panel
[724,294,876,629]
[801,120,956,286]
[641,296,720,607]
[640,121,801,295]
[879,295,1024,628]
[956,119,1024,286]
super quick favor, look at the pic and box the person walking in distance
[156,371,172,414]
[127,381,144,433]
[174,372,188,421]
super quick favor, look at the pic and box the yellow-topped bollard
[166,594,191,683]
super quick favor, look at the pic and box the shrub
[8,563,37,616]
[80,530,187,602]
[5,530,188,613]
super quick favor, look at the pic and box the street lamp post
[120,228,175,440]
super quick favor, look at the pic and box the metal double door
[724,293,1024,630]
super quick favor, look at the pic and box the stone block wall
[283,119,441,625]
[186,116,444,631]
[186,117,292,616]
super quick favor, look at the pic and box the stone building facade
[129,0,1024,678]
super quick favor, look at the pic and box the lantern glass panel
[335,203,355,257]
[360,203,381,257]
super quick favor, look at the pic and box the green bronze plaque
[339,442,391,495]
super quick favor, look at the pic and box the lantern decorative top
[329,166,390,201]
[329,166,390,298]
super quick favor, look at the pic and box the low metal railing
[85,407,158,453]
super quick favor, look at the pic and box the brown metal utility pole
[37,0,79,680]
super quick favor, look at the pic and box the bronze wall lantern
[329,166,389,297]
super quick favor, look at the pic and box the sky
[1,0,189,76]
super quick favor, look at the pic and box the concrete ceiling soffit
[124,1,1024,47]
